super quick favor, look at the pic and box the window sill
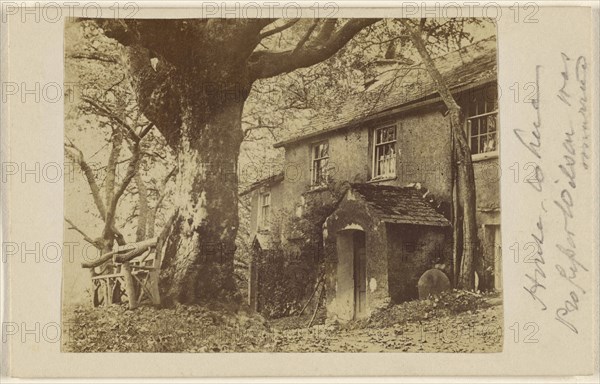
[368,175,397,183]
[471,151,498,162]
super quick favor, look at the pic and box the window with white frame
[372,125,397,178]
[465,86,498,156]
[311,141,329,187]
[259,192,271,229]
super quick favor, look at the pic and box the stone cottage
[241,36,501,322]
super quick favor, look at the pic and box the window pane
[314,157,328,185]
[471,136,479,154]
[386,127,393,141]
[484,133,497,153]
[387,127,394,141]
[376,126,396,144]
[464,87,499,155]
[313,142,328,159]
[479,116,487,134]
[471,118,479,135]
[373,127,397,177]
[488,115,497,132]
[312,141,329,185]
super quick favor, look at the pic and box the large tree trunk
[450,110,478,289]
[158,77,247,305]
[98,18,379,305]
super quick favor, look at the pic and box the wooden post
[148,269,161,305]
[89,268,98,307]
[104,278,111,306]
[121,262,138,309]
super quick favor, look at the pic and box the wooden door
[353,232,367,319]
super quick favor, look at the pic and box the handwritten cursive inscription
[519,53,590,336]
[514,65,543,161]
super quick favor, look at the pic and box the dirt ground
[271,297,502,352]
[63,291,503,353]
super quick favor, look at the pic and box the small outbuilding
[322,183,452,321]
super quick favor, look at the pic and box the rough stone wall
[280,127,370,214]
[393,109,453,202]
[473,157,501,290]
[476,224,501,291]
[280,107,453,214]
[473,157,500,226]
[386,223,452,303]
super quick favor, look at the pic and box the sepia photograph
[61,16,503,353]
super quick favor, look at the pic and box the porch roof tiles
[351,183,451,227]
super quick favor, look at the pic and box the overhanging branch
[248,18,380,80]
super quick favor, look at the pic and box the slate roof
[239,172,284,196]
[274,36,497,148]
[350,183,450,227]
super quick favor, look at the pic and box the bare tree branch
[82,96,140,143]
[104,130,123,214]
[400,20,460,111]
[64,217,102,249]
[134,172,149,241]
[64,142,107,218]
[103,138,141,238]
[293,19,320,54]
